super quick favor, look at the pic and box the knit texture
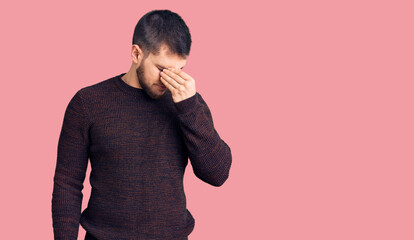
[51,73,232,240]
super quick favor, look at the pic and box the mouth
[157,84,166,90]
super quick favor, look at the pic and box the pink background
[1,1,413,239]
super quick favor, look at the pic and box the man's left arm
[174,92,232,187]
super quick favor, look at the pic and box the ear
[131,44,144,65]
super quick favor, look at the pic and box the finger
[160,71,180,89]
[162,69,185,85]
[160,76,175,90]
[169,68,192,81]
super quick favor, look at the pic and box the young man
[51,9,232,240]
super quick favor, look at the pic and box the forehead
[148,45,187,68]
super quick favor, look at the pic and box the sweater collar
[114,72,146,97]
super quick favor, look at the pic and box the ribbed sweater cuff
[174,93,199,114]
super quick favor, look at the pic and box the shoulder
[74,74,120,102]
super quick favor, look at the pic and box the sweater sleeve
[52,90,90,240]
[174,92,232,187]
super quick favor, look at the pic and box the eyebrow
[156,64,185,69]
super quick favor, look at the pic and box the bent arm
[175,92,232,187]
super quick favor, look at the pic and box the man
[51,9,232,240]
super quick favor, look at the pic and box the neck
[121,65,142,89]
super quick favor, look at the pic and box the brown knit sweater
[51,73,232,240]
